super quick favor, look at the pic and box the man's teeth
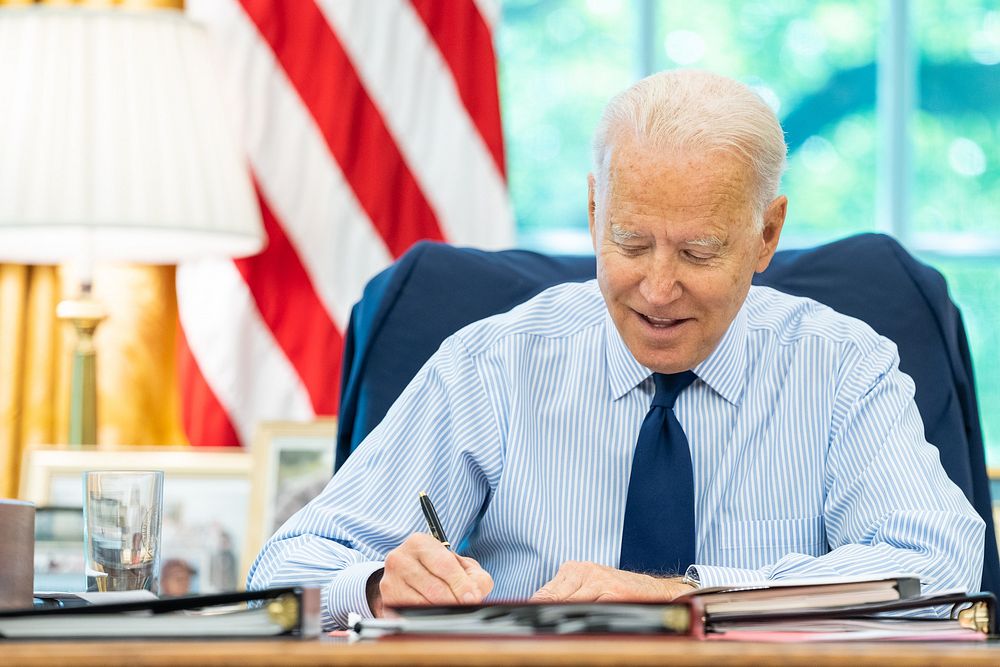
[645,315,677,325]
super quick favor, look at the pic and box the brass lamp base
[56,290,106,446]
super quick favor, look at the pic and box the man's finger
[385,540,461,605]
[457,555,482,574]
[458,555,495,598]
[530,565,584,602]
[548,566,585,601]
[561,582,608,603]
[415,544,482,604]
[380,577,433,609]
[530,585,557,602]
[530,572,565,602]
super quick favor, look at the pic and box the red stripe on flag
[410,0,506,177]
[176,322,241,447]
[239,0,446,257]
[234,185,342,415]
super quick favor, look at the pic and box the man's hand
[531,561,694,603]
[368,533,494,616]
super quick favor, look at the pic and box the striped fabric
[248,281,985,630]
[177,0,512,446]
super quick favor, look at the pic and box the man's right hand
[368,533,494,616]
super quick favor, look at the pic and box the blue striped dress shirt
[247,280,985,630]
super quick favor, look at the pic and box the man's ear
[588,173,598,252]
[755,195,787,273]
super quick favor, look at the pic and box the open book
[675,573,921,615]
[704,590,996,641]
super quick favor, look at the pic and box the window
[498,0,1000,463]
[499,0,633,252]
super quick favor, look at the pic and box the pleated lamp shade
[0,3,264,265]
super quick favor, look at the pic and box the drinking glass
[83,471,163,594]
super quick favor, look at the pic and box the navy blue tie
[619,371,698,575]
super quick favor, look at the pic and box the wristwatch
[680,568,701,588]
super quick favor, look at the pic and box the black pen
[418,491,451,549]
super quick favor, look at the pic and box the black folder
[0,587,320,640]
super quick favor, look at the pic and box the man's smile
[634,309,693,332]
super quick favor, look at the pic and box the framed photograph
[21,446,252,596]
[33,506,86,592]
[244,420,338,578]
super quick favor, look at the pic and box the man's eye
[683,250,713,262]
[617,245,646,256]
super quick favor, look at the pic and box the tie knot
[650,371,697,408]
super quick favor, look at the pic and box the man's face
[589,136,786,374]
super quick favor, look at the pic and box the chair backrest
[335,233,999,593]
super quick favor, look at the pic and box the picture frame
[244,420,338,579]
[21,446,253,596]
[33,505,85,592]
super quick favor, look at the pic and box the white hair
[592,69,787,228]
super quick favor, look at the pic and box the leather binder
[353,600,698,639]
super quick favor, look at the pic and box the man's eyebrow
[686,236,726,251]
[609,224,642,242]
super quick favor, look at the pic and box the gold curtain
[0,264,187,498]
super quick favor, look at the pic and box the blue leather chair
[334,233,999,594]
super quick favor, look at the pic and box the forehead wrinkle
[606,145,756,214]
[608,176,749,227]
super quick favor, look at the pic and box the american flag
[178,0,513,447]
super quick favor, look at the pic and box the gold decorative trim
[957,600,992,634]
[0,0,185,9]
[119,0,185,10]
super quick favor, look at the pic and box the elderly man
[248,70,984,630]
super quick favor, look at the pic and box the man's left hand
[530,561,694,603]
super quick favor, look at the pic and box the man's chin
[633,349,697,375]
[645,361,696,374]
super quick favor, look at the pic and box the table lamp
[0,0,265,445]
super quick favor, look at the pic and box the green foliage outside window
[497,0,1000,462]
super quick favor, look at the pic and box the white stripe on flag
[176,259,314,445]
[195,0,393,328]
[472,0,502,30]
[316,0,514,249]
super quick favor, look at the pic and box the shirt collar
[604,300,749,406]
[604,314,651,401]
[691,302,748,406]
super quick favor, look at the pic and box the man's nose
[640,260,682,305]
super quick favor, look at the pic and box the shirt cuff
[324,560,385,630]
[686,564,769,588]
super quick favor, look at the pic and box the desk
[3,637,1000,666]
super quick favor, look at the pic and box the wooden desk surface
[4,636,1000,667]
